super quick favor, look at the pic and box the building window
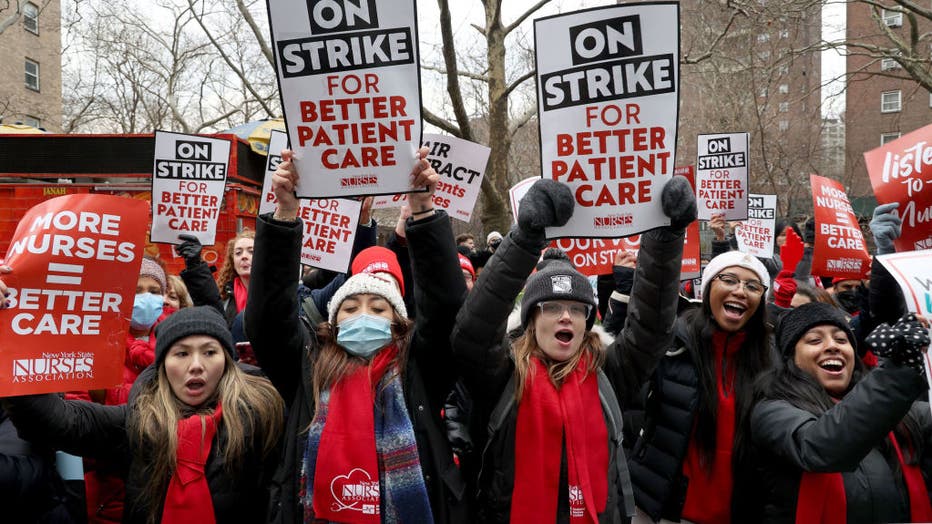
[779,29,789,39]
[881,132,901,145]
[883,9,903,27]
[881,90,902,113]
[881,55,901,71]
[757,33,770,43]
[778,120,789,132]
[779,102,789,113]
[25,59,39,91]
[778,63,789,75]
[21,115,41,128]
[778,84,789,94]
[759,50,771,60]
[759,87,768,97]
[23,2,38,34]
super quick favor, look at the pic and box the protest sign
[259,132,360,272]
[877,250,932,318]
[0,195,147,395]
[535,3,679,238]
[150,131,229,245]
[864,124,932,251]
[696,132,749,220]
[677,165,701,279]
[509,176,540,222]
[734,194,777,258]
[551,237,642,276]
[268,0,422,199]
[811,175,871,279]
[372,134,490,222]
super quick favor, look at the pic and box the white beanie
[327,273,407,323]
[701,251,770,300]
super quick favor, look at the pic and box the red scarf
[796,431,932,523]
[511,357,608,523]
[162,404,223,524]
[313,346,397,523]
[233,277,248,313]
[681,330,745,524]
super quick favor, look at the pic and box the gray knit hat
[520,261,596,329]
[154,306,234,365]
[777,302,855,358]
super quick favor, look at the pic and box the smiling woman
[751,304,932,523]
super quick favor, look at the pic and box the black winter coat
[751,362,929,524]
[3,367,274,523]
[450,227,686,523]
[245,211,470,524]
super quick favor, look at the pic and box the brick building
[0,1,62,131]
[845,3,932,197]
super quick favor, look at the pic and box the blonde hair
[511,314,606,400]
[130,351,283,523]
[217,230,255,300]
[166,275,193,309]
[311,309,413,410]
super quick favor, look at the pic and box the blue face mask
[336,314,393,358]
[131,292,163,331]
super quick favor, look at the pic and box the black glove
[661,175,697,230]
[803,217,816,245]
[176,234,203,268]
[865,313,930,376]
[512,179,574,251]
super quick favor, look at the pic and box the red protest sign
[0,195,148,395]
[550,237,642,276]
[677,166,701,279]
[810,175,870,279]
[864,124,932,251]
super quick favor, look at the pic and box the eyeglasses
[713,273,767,295]
[537,301,592,320]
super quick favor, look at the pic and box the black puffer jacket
[3,367,275,523]
[450,227,686,523]
[245,211,470,524]
[751,362,928,523]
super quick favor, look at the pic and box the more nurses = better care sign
[535,2,679,239]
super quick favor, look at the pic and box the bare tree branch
[423,108,463,138]
[503,0,551,35]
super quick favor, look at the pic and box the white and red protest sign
[0,195,147,395]
[509,176,539,222]
[811,175,871,279]
[259,132,360,272]
[551,237,641,276]
[269,0,422,199]
[734,194,776,258]
[372,134,490,222]
[877,250,932,318]
[864,124,932,251]
[696,132,749,221]
[150,131,229,245]
[535,3,679,238]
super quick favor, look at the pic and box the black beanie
[777,302,856,358]
[154,306,234,365]
[521,261,596,329]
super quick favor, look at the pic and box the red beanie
[832,276,858,286]
[458,254,475,280]
[351,246,405,295]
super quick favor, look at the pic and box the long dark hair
[682,289,771,471]
[756,355,924,464]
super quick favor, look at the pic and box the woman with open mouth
[628,249,773,524]
[751,303,932,523]
[0,306,285,523]
[451,175,697,523]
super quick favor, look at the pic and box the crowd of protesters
[0,145,928,524]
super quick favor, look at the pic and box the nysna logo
[12,353,94,383]
[551,275,573,293]
[330,468,380,514]
[594,214,633,228]
[340,176,378,187]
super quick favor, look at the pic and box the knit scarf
[300,345,432,523]
[511,356,608,523]
[796,432,932,523]
[161,403,223,524]
[681,330,745,524]
[233,276,248,313]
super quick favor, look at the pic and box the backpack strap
[597,369,636,518]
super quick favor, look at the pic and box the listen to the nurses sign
[535,2,679,238]
[0,195,148,396]
[268,0,422,199]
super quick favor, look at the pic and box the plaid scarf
[300,346,433,523]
